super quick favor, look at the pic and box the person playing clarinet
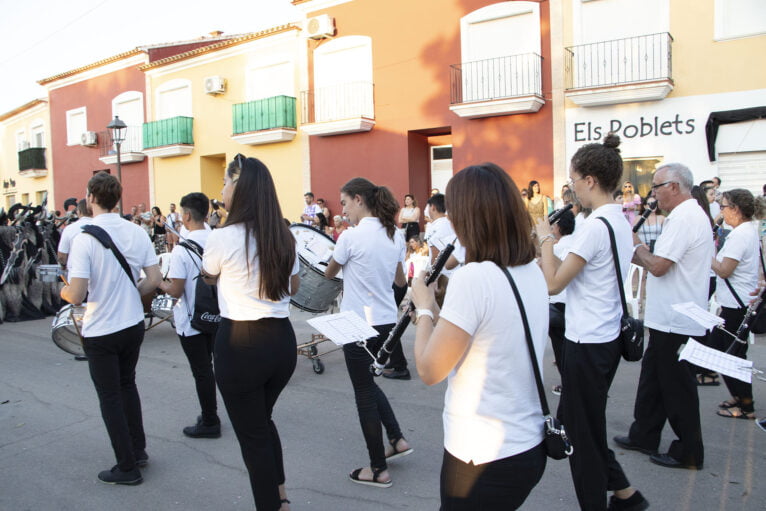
[324,177,413,488]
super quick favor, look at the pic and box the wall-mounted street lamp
[107,116,127,215]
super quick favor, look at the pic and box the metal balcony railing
[18,147,46,171]
[565,32,673,90]
[143,116,194,150]
[300,82,374,124]
[99,126,144,157]
[450,53,543,105]
[232,96,297,134]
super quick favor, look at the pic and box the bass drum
[151,294,177,328]
[51,304,86,356]
[289,224,342,314]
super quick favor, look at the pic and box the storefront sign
[573,115,696,142]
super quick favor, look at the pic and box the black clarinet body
[632,201,658,233]
[369,242,456,375]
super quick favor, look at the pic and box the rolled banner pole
[369,240,456,375]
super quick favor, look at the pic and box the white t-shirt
[550,234,574,304]
[167,211,181,228]
[168,228,211,336]
[57,216,94,255]
[715,221,760,309]
[202,223,299,321]
[645,199,714,336]
[709,201,721,219]
[439,261,547,464]
[68,213,157,337]
[303,203,321,225]
[333,217,405,326]
[425,216,457,278]
[564,204,632,344]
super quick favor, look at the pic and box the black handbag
[597,217,645,362]
[723,243,766,335]
[498,265,573,460]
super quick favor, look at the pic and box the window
[35,191,47,205]
[30,121,45,148]
[16,130,27,151]
[21,193,29,204]
[313,36,374,121]
[247,61,294,101]
[112,91,144,152]
[156,80,192,120]
[573,0,669,45]
[66,107,87,146]
[715,0,766,40]
[5,195,15,210]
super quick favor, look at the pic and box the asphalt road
[1,309,765,510]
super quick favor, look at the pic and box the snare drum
[289,224,343,313]
[51,304,86,356]
[37,264,63,283]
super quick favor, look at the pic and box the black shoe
[74,355,88,361]
[134,450,148,468]
[183,416,221,438]
[98,465,143,485]
[382,368,411,380]
[757,418,766,432]
[649,452,702,470]
[608,490,649,511]
[613,435,655,456]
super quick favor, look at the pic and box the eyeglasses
[720,203,733,210]
[567,176,586,187]
[650,181,676,190]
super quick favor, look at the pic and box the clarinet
[632,201,658,233]
[548,203,573,224]
[733,285,766,342]
[369,241,456,375]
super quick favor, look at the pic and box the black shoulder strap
[596,217,629,316]
[82,224,136,287]
[179,240,204,270]
[723,278,747,308]
[498,265,550,417]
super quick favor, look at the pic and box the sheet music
[307,311,379,346]
[678,339,753,383]
[671,302,725,330]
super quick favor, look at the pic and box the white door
[431,145,453,194]
[314,36,373,121]
[114,93,144,153]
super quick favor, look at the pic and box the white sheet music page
[671,302,725,330]
[678,339,753,383]
[307,311,379,346]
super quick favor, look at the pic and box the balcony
[565,33,674,107]
[300,82,375,136]
[18,147,47,177]
[449,53,544,119]
[231,95,297,145]
[142,116,194,158]
[98,126,145,165]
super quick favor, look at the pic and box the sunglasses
[232,153,246,183]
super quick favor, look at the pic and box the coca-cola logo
[200,312,221,323]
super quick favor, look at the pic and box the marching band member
[61,172,161,485]
[411,163,547,510]
[202,155,300,511]
[324,177,412,489]
[536,135,647,510]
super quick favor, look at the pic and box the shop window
[66,107,87,146]
[622,158,661,199]
[715,0,766,40]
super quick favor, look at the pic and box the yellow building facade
[0,99,54,211]
[141,25,309,220]
[557,0,766,195]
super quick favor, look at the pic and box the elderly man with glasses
[614,163,714,471]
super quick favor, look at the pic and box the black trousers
[178,332,218,424]
[387,283,409,370]
[711,306,753,409]
[403,222,420,241]
[82,321,146,471]
[214,317,296,511]
[343,324,404,470]
[628,329,704,466]
[558,338,630,510]
[439,443,546,510]
[549,302,566,375]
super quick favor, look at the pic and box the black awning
[705,106,766,161]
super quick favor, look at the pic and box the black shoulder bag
[596,217,645,362]
[498,265,573,460]
[81,224,137,287]
[723,244,766,335]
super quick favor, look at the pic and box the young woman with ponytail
[324,177,413,488]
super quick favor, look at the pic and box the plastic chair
[624,263,644,317]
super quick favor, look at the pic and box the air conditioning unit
[305,15,335,39]
[204,76,226,95]
[81,131,98,146]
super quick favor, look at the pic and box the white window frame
[15,129,27,151]
[30,120,45,148]
[155,79,192,120]
[460,2,541,61]
[714,0,766,41]
[65,107,87,146]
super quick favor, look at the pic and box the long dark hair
[447,163,535,266]
[341,177,399,240]
[225,155,295,301]
[691,185,714,229]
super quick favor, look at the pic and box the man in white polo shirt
[62,172,161,485]
[423,193,455,307]
[57,199,93,269]
[614,163,713,470]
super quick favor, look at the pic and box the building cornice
[139,25,300,71]
[38,49,145,85]
[0,99,48,123]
